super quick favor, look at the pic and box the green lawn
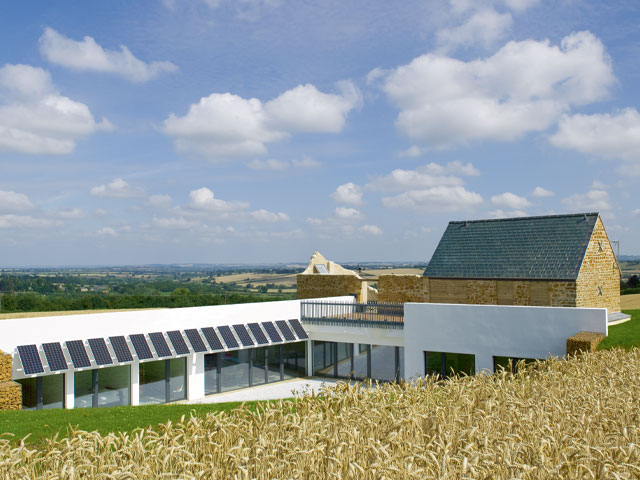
[598,309,640,350]
[0,400,279,445]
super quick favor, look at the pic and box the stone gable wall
[296,274,366,301]
[576,216,621,313]
[377,275,429,303]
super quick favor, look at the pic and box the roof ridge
[449,212,599,225]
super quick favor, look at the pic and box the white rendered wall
[305,324,404,347]
[404,303,607,379]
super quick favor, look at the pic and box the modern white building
[2,295,609,410]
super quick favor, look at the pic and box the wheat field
[1,349,639,478]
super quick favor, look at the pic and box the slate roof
[424,213,599,280]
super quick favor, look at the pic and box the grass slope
[0,401,270,445]
[598,309,640,350]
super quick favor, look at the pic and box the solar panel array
[109,336,133,363]
[201,327,224,351]
[217,326,239,349]
[17,344,44,375]
[248,323,269,345]
[149,332,172,358]
[289,319,309,339]
[129,334,154,360]
[232,324,254,347]
[66,340,92,368]
[42,343,67,371]
[184,329,207,352]
[275,320,296,341]
[262,321,282,343]
[88,338,113,366]
[167,330,190,355]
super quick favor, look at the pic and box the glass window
[252,347,267,386]
[169,358,186,402]
[267,345,282,383]
[139,361,166,405]
[398,347,405,381]
[425,351,475,378]
[42,374,64,409]
[313,341,334,377]
[283,342,306,379]
[204,353,218,395]
[336,342,353,378]
[17,378,37,410]
[353,344,369,379]
[74,370,94,408]
[98,365,130,407]
[220,350,250,392]
[370,345,396,382]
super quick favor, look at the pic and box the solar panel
[109,336,133,363]
[201,327,224,351]
[185,329,207,353]
[217,325,239,349]
[42,342,67,371]
[17,344,44,375]
[167,330,190,355]
[232,324,254,347]
[129,334,154,360]
[288,319,309,340]
[262,321,282,343]
[149,332,172,358]
[88,338,113,366]
[276,320,296,341]
[66,340,92,368]
[248,323,269,345]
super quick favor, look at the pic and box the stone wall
[377,275,429,303]
[0,351,20,410]
[576,216,621,313]
[296,274,366,301]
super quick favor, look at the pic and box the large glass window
[336,342,353,378]
[283,342,306,379]
[42,374,64,409]
[204,353,218,395]
[97,366,130,407]
[17,378,37,410]
[252,347,267,386]
[370,345,396,382]
[169,358,186,402]
[313,341,335,377]
[425,351,475,378]
[353,344,369,379]
[267,345,282,382]
[220,350,250,392]
[139,361,166,405]
[74,370,94,408]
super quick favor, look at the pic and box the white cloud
[188,187,249,213]
[549,109,640,167]
[501,0,540,13]
[382,186,483,212]
[532,186,554,197]
[96,226,117,236]
[247,158,289,171]
[56,207,85,219]
[488,209,528,218]
[250,209,289,222]
[335,207,362,221]
[331,183,363,205]
[163,82,360,161]
[561,189,611,212]
[292,156,322,168]
[367,162,477,192]
[437,8,513,52]
[90,178,145,198]
[491,192,531,209]
[360,224,383,236]
[152,217,200,229]
[378,31,614,149]
[39,28,177,83]
[146,194,172,208]
[397,145,424,157]
[632,209,640,216]
[0,64,112,155]
[0,190,34,213]
[0,214,53,229]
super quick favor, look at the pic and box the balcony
[301,301,404,329]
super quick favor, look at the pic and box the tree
[628,275,640,288]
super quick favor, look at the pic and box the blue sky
[1,0,639,266]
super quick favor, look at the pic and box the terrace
[300,301,404,329]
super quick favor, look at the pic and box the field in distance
[622,293,640,310]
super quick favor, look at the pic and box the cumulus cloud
[188,187,249,213]
[377,31,614,149]
[331,183,363,205]
[56,207,85,219]
[146,194,172,208]
[291,156,322,168]
[39,28,177,83]
[382,186,483,212]
[96,226,117,236]
[163,82,360,161]
[488,209,528,218]
[90,178,145,198]
[549,109,640,169]
[360,224,383,236]
[437,8,513,52]
[367,162,478,192]
[250,209,289,222]
[632,208,640,216]
[335,207,362,221]
[0,214,53,229]
[561,189,611,212]
[0,64,112,155]
[152,216,199,229]
[532,186,554,197]
[491,192,531,209]
[0,190,34,213]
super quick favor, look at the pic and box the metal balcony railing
[301,301,404,329]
